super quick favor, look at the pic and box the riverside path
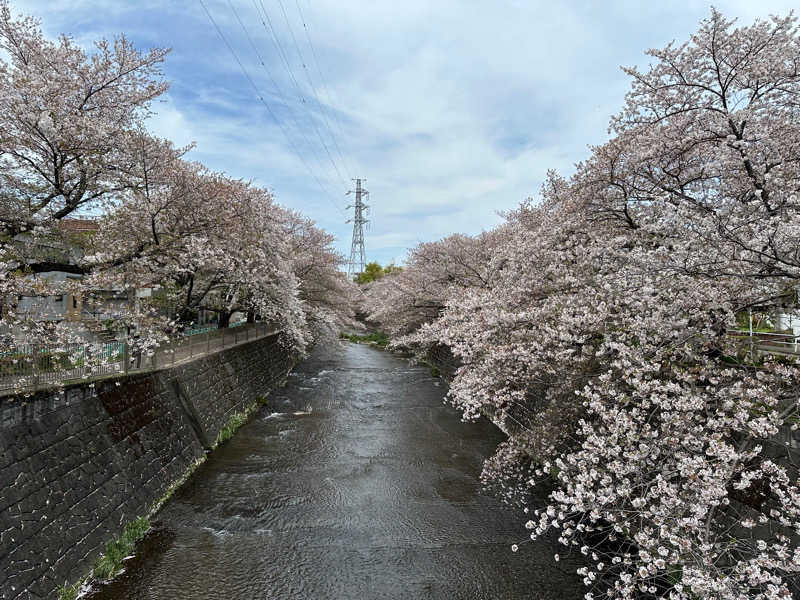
[88,342,584,600]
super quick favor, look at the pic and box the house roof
[59,219,99,232]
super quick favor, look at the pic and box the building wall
[0,332,295,600]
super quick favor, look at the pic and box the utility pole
[346,178,369,278]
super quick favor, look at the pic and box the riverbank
[84,342,583,599]
[0,333,295,600]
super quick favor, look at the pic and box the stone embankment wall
[426,344,461,381]
[0,333,294,600]
[426,344,514,437]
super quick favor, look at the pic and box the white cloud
[5,0,798,263]
[147,95,195,148]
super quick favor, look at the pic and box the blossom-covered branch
[365,10,800,599]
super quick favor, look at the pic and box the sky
[7,0,799,265]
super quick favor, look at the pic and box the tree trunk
[177,308,197,330]
[218,311,231,328]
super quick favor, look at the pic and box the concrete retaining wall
[0,332,295,600]
[426,344,513,436]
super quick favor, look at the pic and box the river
[88,342,582,599]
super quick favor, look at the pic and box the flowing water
[89,342,582,599]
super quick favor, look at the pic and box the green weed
[213,396,267,448]
[93,516,150,580]
[340,331,389,347]
[58,517,151,599]
[58,581,81,600]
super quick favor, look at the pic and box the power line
[255,0,303,98]
[253,0,348,189]
[277,0,352,181]
[198,0,346,216]
[225,0,343,205]
[293,0,359,179]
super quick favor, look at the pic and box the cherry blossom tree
[364,231,502,338]
[0,3,355,362]
[0,1,169,347]
[281,208,359,344]
[88,156,306,350]
[0,0,169,243]
[370,10,800,599]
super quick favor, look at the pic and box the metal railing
[726,329,800,356]
[0,322,277,393]
[183,325,217,337]
[183,321,246,337]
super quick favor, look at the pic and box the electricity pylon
[346,178,369,277]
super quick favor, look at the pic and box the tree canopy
[354,261,402,285]
[364,10,800,600]
[0,1,357,358]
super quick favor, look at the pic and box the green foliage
[215,410,250,447]
[735,311,777,332]
[354,262,384,284]
[93,516,150,580]
[340,331,389,347]
[60,515,152,596]
[382,263,403,276]
[58,581,81,600]
[354,262,403,284]
[213,396,268,448]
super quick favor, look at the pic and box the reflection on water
[89,343,582,600]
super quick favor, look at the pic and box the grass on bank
[58,580,83,600]
[59,396,269,599]
[213,395,269,449]
[58,517,151,600]
[93,517,150,580]
[340,331,445,377]
[340,331,389,347]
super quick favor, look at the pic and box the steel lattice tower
[346,178,369,277]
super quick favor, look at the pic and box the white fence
[726,329,800,357]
